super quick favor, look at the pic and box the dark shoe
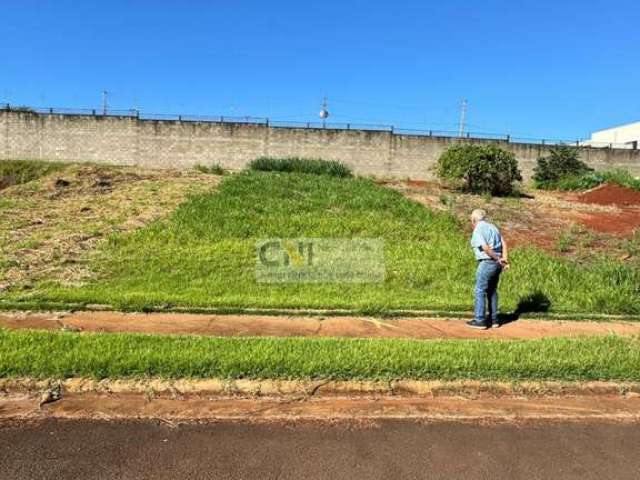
[491,320,501,328]
[466,320,488,330]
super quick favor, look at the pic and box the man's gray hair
[470,209,487,222]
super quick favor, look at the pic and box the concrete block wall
[2,110,639,180]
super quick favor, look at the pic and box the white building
[582,121,640,149]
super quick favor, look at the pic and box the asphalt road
[1,419,639,479]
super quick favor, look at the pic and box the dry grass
[0,163,220,291]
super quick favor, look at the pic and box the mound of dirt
[576,183,640,206]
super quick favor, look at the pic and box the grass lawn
[5,170,640,315]
[1,329,639,381]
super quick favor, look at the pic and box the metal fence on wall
[1,103,636,150]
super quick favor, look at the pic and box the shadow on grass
[499,291,551,325]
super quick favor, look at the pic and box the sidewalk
[2,310,640,340]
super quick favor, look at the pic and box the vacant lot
[2,160,639,315]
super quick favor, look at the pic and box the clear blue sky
[2,0,639,140]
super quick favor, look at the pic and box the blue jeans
[474,260,502,323]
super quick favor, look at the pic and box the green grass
[0,159,64,187]
[7,171,640,315]
[1,329,639,381]
[539,169,640,191]
[248,157,353,177]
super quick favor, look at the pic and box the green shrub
[435,144,522,195]
[248,157,352,178]
[533,146,592,189]
[195,163,225,175]
[539,169,640,192]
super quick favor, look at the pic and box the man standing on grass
[467,209,509,329]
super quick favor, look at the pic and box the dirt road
[3,310,640,340]
[2,418,639,479]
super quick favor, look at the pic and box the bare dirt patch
[0,164,220,290]
[566,183,640,237]
[2,387,640,422]
[3,377,638,399]
[575,183,640,206]
[388,180,640,257]
[2,310,640,340]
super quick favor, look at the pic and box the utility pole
[458,99,467,137]
[102,90,109,115]
[319,96,329,128]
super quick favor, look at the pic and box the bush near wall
[0,159,64,190]
[533,146,592,189]
[541,169,640,192]
[435,144,522,196]
[248,157,352,178]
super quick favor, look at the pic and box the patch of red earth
[386,180,639,248]
[572,184,640,236]
[576,183,640,206]
[574,210,640,237]
[4,391,640,422]
[502,224,560,251]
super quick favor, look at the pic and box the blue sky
[2,0,639,140]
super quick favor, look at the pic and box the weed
[555,231,575,253]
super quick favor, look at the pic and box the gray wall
[2,110,639,180]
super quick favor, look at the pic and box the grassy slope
[9,171,640,314]
[1,329,639,381]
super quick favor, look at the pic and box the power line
[331,97,459,112]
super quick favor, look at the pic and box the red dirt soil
[571,183,640,236]
[574,209,640,237]
[576,183,640,206]
[3,391,640,422]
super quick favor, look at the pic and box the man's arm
[502,238,509,263]
[499,238,510,269]
[481,244,502,262]
[480,238,509,268]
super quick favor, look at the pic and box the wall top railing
[1,103,637,150]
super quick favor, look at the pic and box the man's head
[470,209,487,227]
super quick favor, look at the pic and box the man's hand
[482,244,505,264]
[499,258,510,270]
